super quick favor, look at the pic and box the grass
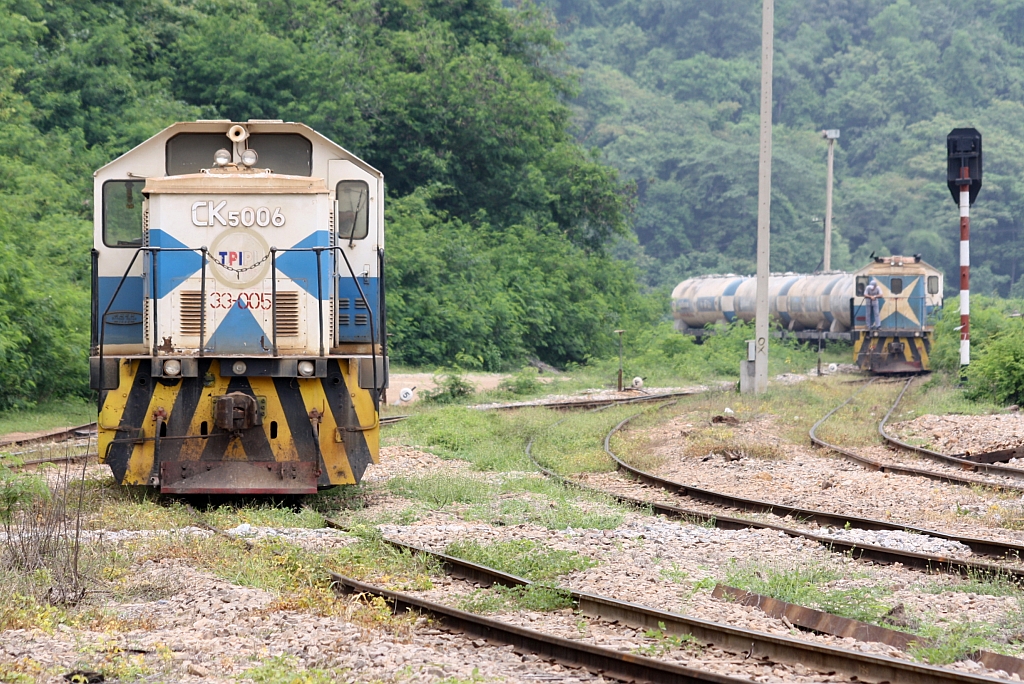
[468,476,625,530]
[528,405,648,476]
[723,559,893,625]
[239,654,339,684]
[444,539,597,581]
[456,584,573,613]
[0,397,95,437]
[386,474,494,509]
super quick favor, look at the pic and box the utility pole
[614,329,625,391]
[754,0,774,394]
[822,129,840,272]
[945,129,982,370]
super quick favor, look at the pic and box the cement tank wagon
[671,272,855,334]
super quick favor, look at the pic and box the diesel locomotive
[91,120,387,494]
[671,256,944,373]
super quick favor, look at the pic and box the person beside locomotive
[863,278,883,330]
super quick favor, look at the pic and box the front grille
[355,314,368,326]
[339,314,351,326]
[355,298,368,309]
[275,291,300,336]
[338,298,351,309]
[179,291,203,335]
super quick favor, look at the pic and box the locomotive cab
[91,121,387,495]
[850,255,942,373]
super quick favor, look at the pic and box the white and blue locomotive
[91,121,387,494]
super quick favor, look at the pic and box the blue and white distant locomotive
[671,256,944,373]
[91,121,387,494]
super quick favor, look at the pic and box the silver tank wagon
[671,272,856,336]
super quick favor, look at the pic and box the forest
[548,0,1024,292]
[4,0,1024,408]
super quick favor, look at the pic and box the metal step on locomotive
[91,120,387,494]
[671,255,943,373]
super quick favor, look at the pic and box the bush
[967,320,1024,405]
[422,369,476,404]
[497,368,541,396]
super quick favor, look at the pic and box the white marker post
[754,0,774,394]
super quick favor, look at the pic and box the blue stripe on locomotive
[851,274,927,331]
[97,277,145,344]
[336,277,380,343]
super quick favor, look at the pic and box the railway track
[880,378,1024,475]
[811,378,1024,492]
[524,397,1024,583]
[325,523,1013,684]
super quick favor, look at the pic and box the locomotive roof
[94,120,382,179]
[854,256,940,277]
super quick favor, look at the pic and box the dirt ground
[386,372,554,405]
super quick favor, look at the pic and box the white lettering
[190,201,285,227]
[191,201,208,226]
[210,200,228,226]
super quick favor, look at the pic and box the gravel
[892,412,1024,458]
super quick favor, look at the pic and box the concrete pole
[823,137,835,271]
[754,0,774,394]
[960,167,971,367]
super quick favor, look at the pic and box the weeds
[635,622,701,656]
[239,654,337,683]
[387,474,493,509]
[723,559,892,625]
[456,584,573,613]
[423,370,476,404]
[1,452,88,606]
[445,539,597,581]
[496,369,541,397]
[908,620,996,665]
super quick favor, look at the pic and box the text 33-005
[209,292,274,310]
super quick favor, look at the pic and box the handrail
[96,244,384,413]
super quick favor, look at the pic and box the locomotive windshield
[102,179,144,247]
[165,132,313,175]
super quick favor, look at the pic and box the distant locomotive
[671,256,943,373]
[91,121,387,494]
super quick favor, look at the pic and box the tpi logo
[218,251,255,267]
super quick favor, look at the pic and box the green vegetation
[724,559,893,625]
[0,399,95,436]
[0,0,659,411]
[445,539,597,581]
[456,584,574,613]
[548,0,1024,299]
[238,655,337,684]
[635,622,701,657]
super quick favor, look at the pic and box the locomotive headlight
[297,361,315,377]
[163,359,181,376]
[213,148,232,166]
[232,361,247,375]
[240,148,259,167]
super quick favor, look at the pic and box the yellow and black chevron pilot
[91,122,387,495]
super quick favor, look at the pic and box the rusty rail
[324,524,1013,684]
[880,378,1024,475]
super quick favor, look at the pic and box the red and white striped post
[946,128,981,373]
[959,166,970,366]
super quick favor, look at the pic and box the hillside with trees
[0,0,655,408]
[549,0,1024,293]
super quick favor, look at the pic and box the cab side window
[336,181,369,240]
[927,275,939,294]
[856,276,869,297]
[103,180,144,248]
